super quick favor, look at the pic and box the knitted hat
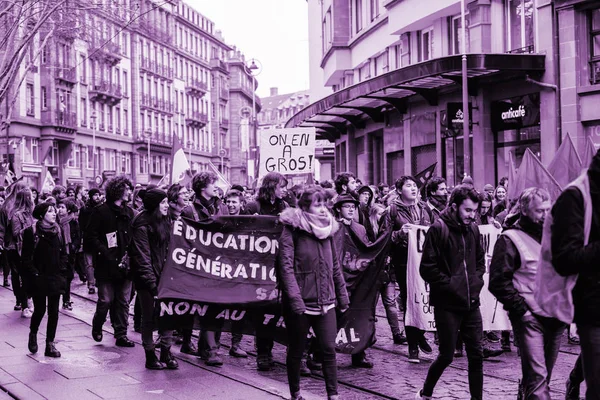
[483,184,494,192]
[33,202,54,220]
[142,188,167,212]
[88,188,101,198]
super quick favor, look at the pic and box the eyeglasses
[341,205,356,210]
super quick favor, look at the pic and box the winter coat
[182,197,227,222]
[277,209,349,314]
[488,217,542,319]
[246,198,288,216]
[130,211,170,296]
[10,210,34,255]
[79,200,100,252]
[420,208,486,312]
[551,150,600,326]
[84,202,134,283]
[357,186,375,236]
[21,223,68,296]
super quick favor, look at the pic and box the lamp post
[90,110,97,186]
[247,58,262,186]
[461,0,470,178]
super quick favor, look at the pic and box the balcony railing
[140,57,173,80]
[41,110,77,132]
[590,59,600,85]
[507,45,535,54]
[89,80,122,105]
[185,111,208,128]
[55,65,77,84]
[89,42,122,66]
[139,93,174,114]
[210,58,228,73]
[138,20,172,44]
[185,78,208,97]
[135,129,171,146]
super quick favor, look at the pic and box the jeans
[92,280,132,339]
[284,309,338,397]
[84,253,96,288]
[577,324,600,400]
[7,250,27,308]
[423,307,484,399]
[380,281,401,336]
[510,313,566,400]
[30,294,60,342]
[137,289,173,351]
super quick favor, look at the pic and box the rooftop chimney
[270,87,278,96]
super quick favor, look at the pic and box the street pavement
[0,278,584,400]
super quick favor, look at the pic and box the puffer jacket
[420,207,485,312]
[130,211,170,296]
[552,149,600,326]
[277,208,349,314]
[488,216,542,318]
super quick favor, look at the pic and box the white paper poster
[259,128,316,177]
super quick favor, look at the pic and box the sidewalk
[0,286,293,400]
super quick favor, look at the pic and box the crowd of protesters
[0,149,598,400]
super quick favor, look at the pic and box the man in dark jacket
[489,187,565,399]
[551,149,600,399]
[86,176,135,348]
[79,188,102,294]
[417,185,485,400]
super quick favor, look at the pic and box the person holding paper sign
[277,186,349,400]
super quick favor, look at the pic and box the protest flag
[547,133,582,187]
[171,135,191,185]
[414,162,437,188]
[208,161,231,193]
[508,148,562,201]
[581,136,598,169]
[41,170,55,193]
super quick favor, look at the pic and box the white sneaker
[21,308,33,318]
[27,298,34,312]
[415,389,432,400]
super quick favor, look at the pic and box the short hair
[394,176,417,192]
[104,175,133,203]
[426,177,446,197]
[448,184,481,207]
[167,183,184,203]
[58,197,78,213]
[230,184,245,192]
[51,185,66,197]
[320,180,333,189]
[225,189,243,202]
[499,177,509,187]
[297,185,327,211]
[191,172,217,196]
[377,182,389,192]
[518,187,550,214]
[334,172,355,194]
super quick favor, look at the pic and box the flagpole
[461,0,470,179]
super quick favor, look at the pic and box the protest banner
[259,127,316,177]
[405,224,511,332]
[158,215,388,354]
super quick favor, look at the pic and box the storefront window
[590,8,600,84]
[443,136,473,186]
[387,150,404,185]
[507,0,535,53]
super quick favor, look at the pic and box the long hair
[13,188,34,214]
[478,192,494,221]
[369,203,386,237]
[147,206,171,244]
[258,172,287,202]
[1,182,29,215]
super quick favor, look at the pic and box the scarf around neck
[298,210,336,240]
[58,213,74,246]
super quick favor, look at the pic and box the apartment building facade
[289,0,599,188]
[5,0,258,188]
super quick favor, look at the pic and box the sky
[189,0,310,99]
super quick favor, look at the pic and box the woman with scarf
[384,176,434,364]
[23,202,68,357]
[278,186,349,400]
[492,185,509,218]
[131,188,178,370]
[57,198,80,311]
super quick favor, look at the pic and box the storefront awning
[286,54,545,141]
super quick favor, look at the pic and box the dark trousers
[256,320,275,358]
[284,310,338,397]
[30,294,60,342]
[396,264,423,349]
[7,250,27,308]
[137,289,173,351]
[92,280,132,339]
[577,324,600,400]
[423,307,484,399]
[511,313,566,400]
[63,276,73,304]
[74,252,87,281]
[1,252,9,281]
[570,354,584,385]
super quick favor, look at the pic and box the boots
[44,342,61,358]
[159,346,179,370]
[145,349,165,370]
[28,332,38,354]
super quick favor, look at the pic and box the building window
[370,0,379,21]
[354,0,363,34]
[80,54,86,83]
[41,86,47,110]
[358,62,370,81]
[418,27,434,62]
[506,0,535,53]
[323,8,332,52]
[99,104,105,130]
[123,71,128,96]
[590,8,600,84]
[123,109,128,135]
[450,15,469,55]
[81,97,87,126]
[375,51,388,75]
[22,138,39,164]
[115,107,121,133]
[26,83,34,116]
[108,107,113,132]
[48,141,59,166]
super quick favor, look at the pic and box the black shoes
[45,342,61,358]
[351,354,374,368]
[115,337,135,347]
[485,331,501,343]
[180,340,198,355]
[145,349,165,370]
[418,335,433,354]
[88,287,96,295]
[160,346,179,369]
[408,347,420,363]
[28,332,38,354]
[300,359,311,376]
[393,332,407,345]
[565,377,581,400]
[92,328,103,342]
[257,354,274,371]
[483,346,503,359]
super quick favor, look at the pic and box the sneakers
[568,334,580,345]
[485,331,501,343]
[291,392,305,400]
[454,348,464,358]
[88,287,96,295]
[408,347,420,363]
[393,332,407,345]
[418,335,432,354]
[21,308,33,318]
[27,298,34,311]
[229,345,248,358]
[415,389,432,399]
[204,351,224,366]
[14,303,22,311]
[63,302,73,311]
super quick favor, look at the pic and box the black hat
[33,202,54,220]
[334,194,359,209]
[142,188,167,212]
[88,188,101,198]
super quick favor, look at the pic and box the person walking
[417,185,485,400]
[278,186,349,400]
[130,188,178,370]
[489,187,566,399]
[57,197,81,311]
[22,202,68,358]
[79,188,102,295]
[86,176,135,348]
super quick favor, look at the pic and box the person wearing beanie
[130,188,178,370]
[22,202,68,358]
[483,184,495,197]
[79,188,102,295]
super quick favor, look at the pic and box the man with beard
[87,176,136,347]
[79,188,103,295]
[425,177,448,222]
[333,172,358,202]
[489,187,565,399]
[417,185,485,400]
